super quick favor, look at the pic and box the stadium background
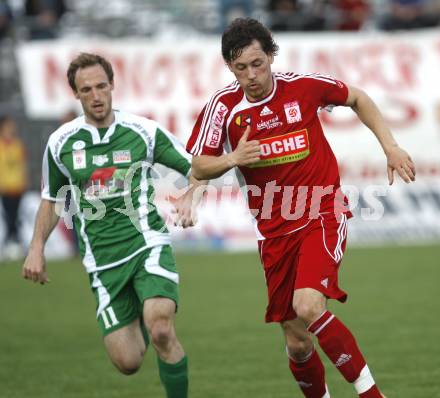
[0,1,439,397]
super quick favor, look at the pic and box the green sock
[157,355,188,398]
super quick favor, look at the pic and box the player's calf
[286,339,314,362]
[281,319,314,361]
[144,300,189,398]
[143,298,185,363]
[308,311,383,398]
[282,319,329,398]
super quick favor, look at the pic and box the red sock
[308,311,382,398]
[288,348,329,398]
[360,385,382,398]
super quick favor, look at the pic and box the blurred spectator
[0,0,13,40]
[0,116,28,258]
[24,0,67,39]
[333,0,371,31]
[267,0,326,31]
[220,0,253,31]
[380,0,439,30]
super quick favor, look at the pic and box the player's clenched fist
[22,250,50,285]
[230,126,261,167]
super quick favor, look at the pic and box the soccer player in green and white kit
[22,53,195,398]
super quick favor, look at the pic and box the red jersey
[187,73,351,239]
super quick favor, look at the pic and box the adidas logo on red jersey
[260,106,273,116]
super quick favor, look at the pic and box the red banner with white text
[14,30,440,253]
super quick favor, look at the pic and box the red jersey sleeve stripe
[190,82,240,156]
[276,72,339,86]
[302,73,338,85]
[191,81,239,155]
[189,85,231,155]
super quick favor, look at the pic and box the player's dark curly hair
[222,18,279,63]
[67,53,114,92]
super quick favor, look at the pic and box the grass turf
[1,244,439,397]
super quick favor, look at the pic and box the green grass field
[1,245,439,398]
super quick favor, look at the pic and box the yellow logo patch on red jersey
[250,129,310,168]
[235,114,251,127]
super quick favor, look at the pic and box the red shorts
[258,213,349,323]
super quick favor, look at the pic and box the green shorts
[89,245,179,336]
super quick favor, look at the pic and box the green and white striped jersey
[42,110,191,273]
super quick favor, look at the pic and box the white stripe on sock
[313,314,335,336]
[353,365,375,394]
[322,384,330,398]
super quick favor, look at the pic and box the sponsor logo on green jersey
[83,167,130,200]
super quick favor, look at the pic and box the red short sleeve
[301,74,349,108]
[323,78,349,106]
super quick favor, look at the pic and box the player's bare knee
[149,319,174,349]
[112,355,142,375]
[116,363,140,376]
[286,338,314,361]
[292,297,325,325]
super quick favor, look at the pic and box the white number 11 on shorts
[101,306,119,329]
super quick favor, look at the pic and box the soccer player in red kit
[185,18,415,398]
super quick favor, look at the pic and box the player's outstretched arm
[191,126,260,180]
[22,199,60,285]
[345,85,416,185]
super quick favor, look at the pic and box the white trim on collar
[242,75,277,107]
[79,110,119,144]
